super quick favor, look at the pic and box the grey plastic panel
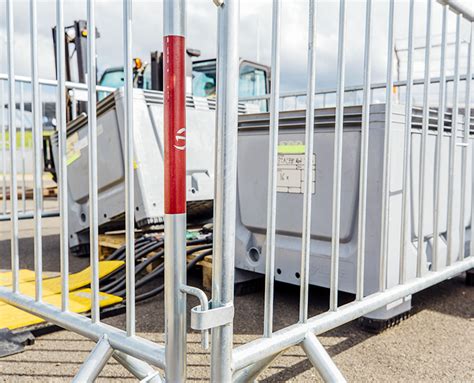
[234,103,473,300]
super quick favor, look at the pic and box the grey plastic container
[234,103,472,319]
[51,89,218,254]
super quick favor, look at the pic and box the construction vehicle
[50,21,270,256]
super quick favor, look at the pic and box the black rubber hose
[103,235,212,298]
[186,248,212,270]
[116,238,161,261]
[100,237,163,285]
[132,249,213,303]
[104,247,165,294]
[100,238,163,289]
[129,244,212,291]
[105,235,151,260]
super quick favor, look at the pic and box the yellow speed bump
[0,289,123,330]
[0,260,123,301]
[0,270,37,287]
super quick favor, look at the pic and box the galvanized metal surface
[0,0,472,381]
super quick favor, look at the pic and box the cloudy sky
[0,0,473,103]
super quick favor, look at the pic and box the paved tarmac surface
[0,202,473,382]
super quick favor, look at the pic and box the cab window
[239,65,267,98]
[192,61,268,103]
[192,62,217,98]
[98,69,124,100]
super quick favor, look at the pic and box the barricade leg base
[72,334,114,383]
[113,350,163,382]
[233,352,282,383]
[359,310,411,334]
[301,332,346,383]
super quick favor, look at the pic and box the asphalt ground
[0,201,473,382]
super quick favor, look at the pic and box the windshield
[239,65,267,98]
[192,62,217,98]
[98,69,124,100]
[100,69,124,88]
[192,61,268,102]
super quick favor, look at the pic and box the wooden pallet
[0,186,57,200]
[98,232,213,291]
[98,233,127,260]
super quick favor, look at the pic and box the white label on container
[277,152,316,194]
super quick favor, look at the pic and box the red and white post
[163,0,187,381]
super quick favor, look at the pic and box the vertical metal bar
[447,14,462,266]
[30,0,43,302]
[459,22,473,261]
[19,82,26,213]
[329,0,347,311]
[86,0,100,323]
[1,81,6,215]
[71,89,77,120]
[56,0,69,311]
[163,1,187,381]
[299,0,317,322]
[39,85,45,213]
[400,0,416,283]
[7,0,19,293]
[470,25,474,260]
[263,0,281,338]
[379,0,395,292]
[123,0,135,337]
[416,0,433,278]
[356,0,373,301]
[433,4,448,273]
[210,0,239,381]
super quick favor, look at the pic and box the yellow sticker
[66,132,81,166]
[278,144,306,154]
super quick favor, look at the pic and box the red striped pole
[164,34,186,215]
[163,1,187,381]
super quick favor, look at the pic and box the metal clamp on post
[190,302,234,331]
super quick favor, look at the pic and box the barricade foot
[233,352,282,383]
[113,350,163,382]
[72,334,114,383]
[359,310,411,334]
[301,332,346,383]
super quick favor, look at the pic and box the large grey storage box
[234,104,472,319]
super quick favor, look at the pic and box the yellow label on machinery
[66,132,81,165]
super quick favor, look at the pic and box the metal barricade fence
[211,0,474,381]
[0,0,176,381]
[0,0,472,382]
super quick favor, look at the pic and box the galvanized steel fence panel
[0,0,472,381]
